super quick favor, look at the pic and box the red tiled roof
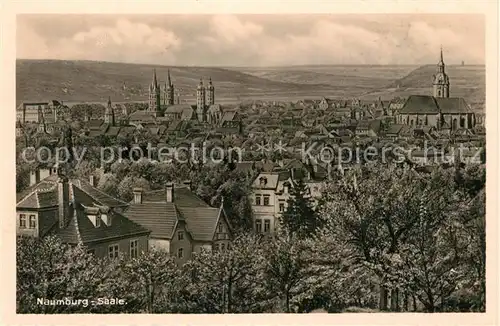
[123,202,178,239]
[122,185,223,241]
[178,206,221,242]
[435,97,471,113]
[400,95,439,114]
[17,175,149,244]
[17,184,58,209]
[57,185,150,244]
[72,179,129,208]
[140,186,209,207]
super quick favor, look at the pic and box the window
[264,219,270,233]
[19,214,26,229]
[130,240,138,258]
[218,223,223,233]
[255,220,262,233]
[178,248,184,259]
[213,243,219,252]
[29,215,37,228]
[108,244,119,259]
[96,216,101,228]
[255,195,261,206]
[178,231,184,241]
[263,195,270,206]
[279,203,285,212]
[221,243,225,251]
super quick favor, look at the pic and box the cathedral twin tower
[148,68,215,120]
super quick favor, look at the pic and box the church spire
[167,69,172,87]
[433,45,450,98]
[152,68,158,88]
[437,45,446,74]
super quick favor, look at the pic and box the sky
[17,14,485,66]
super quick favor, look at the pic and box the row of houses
[17,167,232,264]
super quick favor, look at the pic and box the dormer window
[259,177,268,186]
[100,213,108,226]
[82,205,101,228]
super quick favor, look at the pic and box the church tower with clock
[432,47,450,98]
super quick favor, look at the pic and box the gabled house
[218,110,242,134]
[355,119,381,137]
[388,97,406,116]
[122,182,233,265]
[16,171,150,259]
[385,124,406,140]
[319,97,335,110]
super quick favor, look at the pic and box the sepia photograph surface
[3,1,498,323]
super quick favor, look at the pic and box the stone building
[16,169,150,259]
[433,47,450,98]
[148,69,161,117]
[123,182,232,265]
[396,47,476,131]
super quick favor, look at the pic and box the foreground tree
[184,234,265,313]
[119,249,183,313]
[17,236,110,313]
[263,229,308,312]
[281,176,323,238]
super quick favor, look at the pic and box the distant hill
[362,64,485,104]
[16,60,337,105]
[16,60,485,106]
[234,65,417,88]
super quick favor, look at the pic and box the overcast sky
[17,14,485,66]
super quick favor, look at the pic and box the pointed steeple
[198,77,204,89]
[167,69,172,87]
[105,96,115,125]
[152,68,158,88]
[437,46,445,74]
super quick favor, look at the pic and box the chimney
[133,187,143,204]
[57,175,70,228]
[166,182,174,203]
[30,169,40,186]
[183,180,192,190]
[89,175,95,187]
[290,168,295,180]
